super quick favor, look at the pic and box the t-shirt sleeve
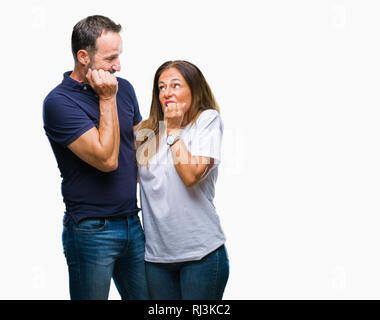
[43,94,95,147]
[189,110,223,163]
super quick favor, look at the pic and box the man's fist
[86,68,118,100]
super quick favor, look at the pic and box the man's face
[87,31,122,74]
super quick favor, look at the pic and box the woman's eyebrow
[159,78,181,84]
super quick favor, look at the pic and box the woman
[135,60,229,300]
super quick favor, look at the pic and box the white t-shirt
[139,109,226,263]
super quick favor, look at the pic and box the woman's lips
[165,100,176,106]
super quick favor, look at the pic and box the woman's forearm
[169,139,213,187]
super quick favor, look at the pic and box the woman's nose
[164,87,173,98]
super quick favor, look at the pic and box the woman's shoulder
[194,109,222,129]
[196,109,220,123]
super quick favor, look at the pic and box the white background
[0,0,379,299]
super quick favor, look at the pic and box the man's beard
[85,56,116,79]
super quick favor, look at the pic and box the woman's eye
[174,83,180,88]
[159,86,165,91]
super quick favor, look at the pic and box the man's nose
[112,59,121,72]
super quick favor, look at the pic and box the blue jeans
[145,245,229,300]
[62,215,150,300]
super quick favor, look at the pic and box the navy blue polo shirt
[43,71,142,224]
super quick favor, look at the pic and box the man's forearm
[98,97,120,167]
[67,69,120,172]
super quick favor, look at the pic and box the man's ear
[77,49,90,66]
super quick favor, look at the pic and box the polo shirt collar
[62,71,91,91]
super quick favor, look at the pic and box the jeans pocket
[74,218,107,233]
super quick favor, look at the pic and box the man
[43,15,149,300]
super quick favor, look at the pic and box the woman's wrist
[167,128,182,136]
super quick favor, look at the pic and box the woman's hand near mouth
[164,102,186,135]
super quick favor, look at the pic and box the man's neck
[70,66,87,84]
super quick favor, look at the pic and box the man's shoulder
[44,82,70,105]
[116,77,135,92]
[42,82,79,121]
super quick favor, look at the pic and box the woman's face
[158,67,192,118]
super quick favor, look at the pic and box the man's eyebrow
[105,54,119,60]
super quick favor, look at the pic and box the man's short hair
[71,15,122,62]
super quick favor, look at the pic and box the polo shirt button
[83,86,87,90]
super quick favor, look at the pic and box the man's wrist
[99,96,117,102]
